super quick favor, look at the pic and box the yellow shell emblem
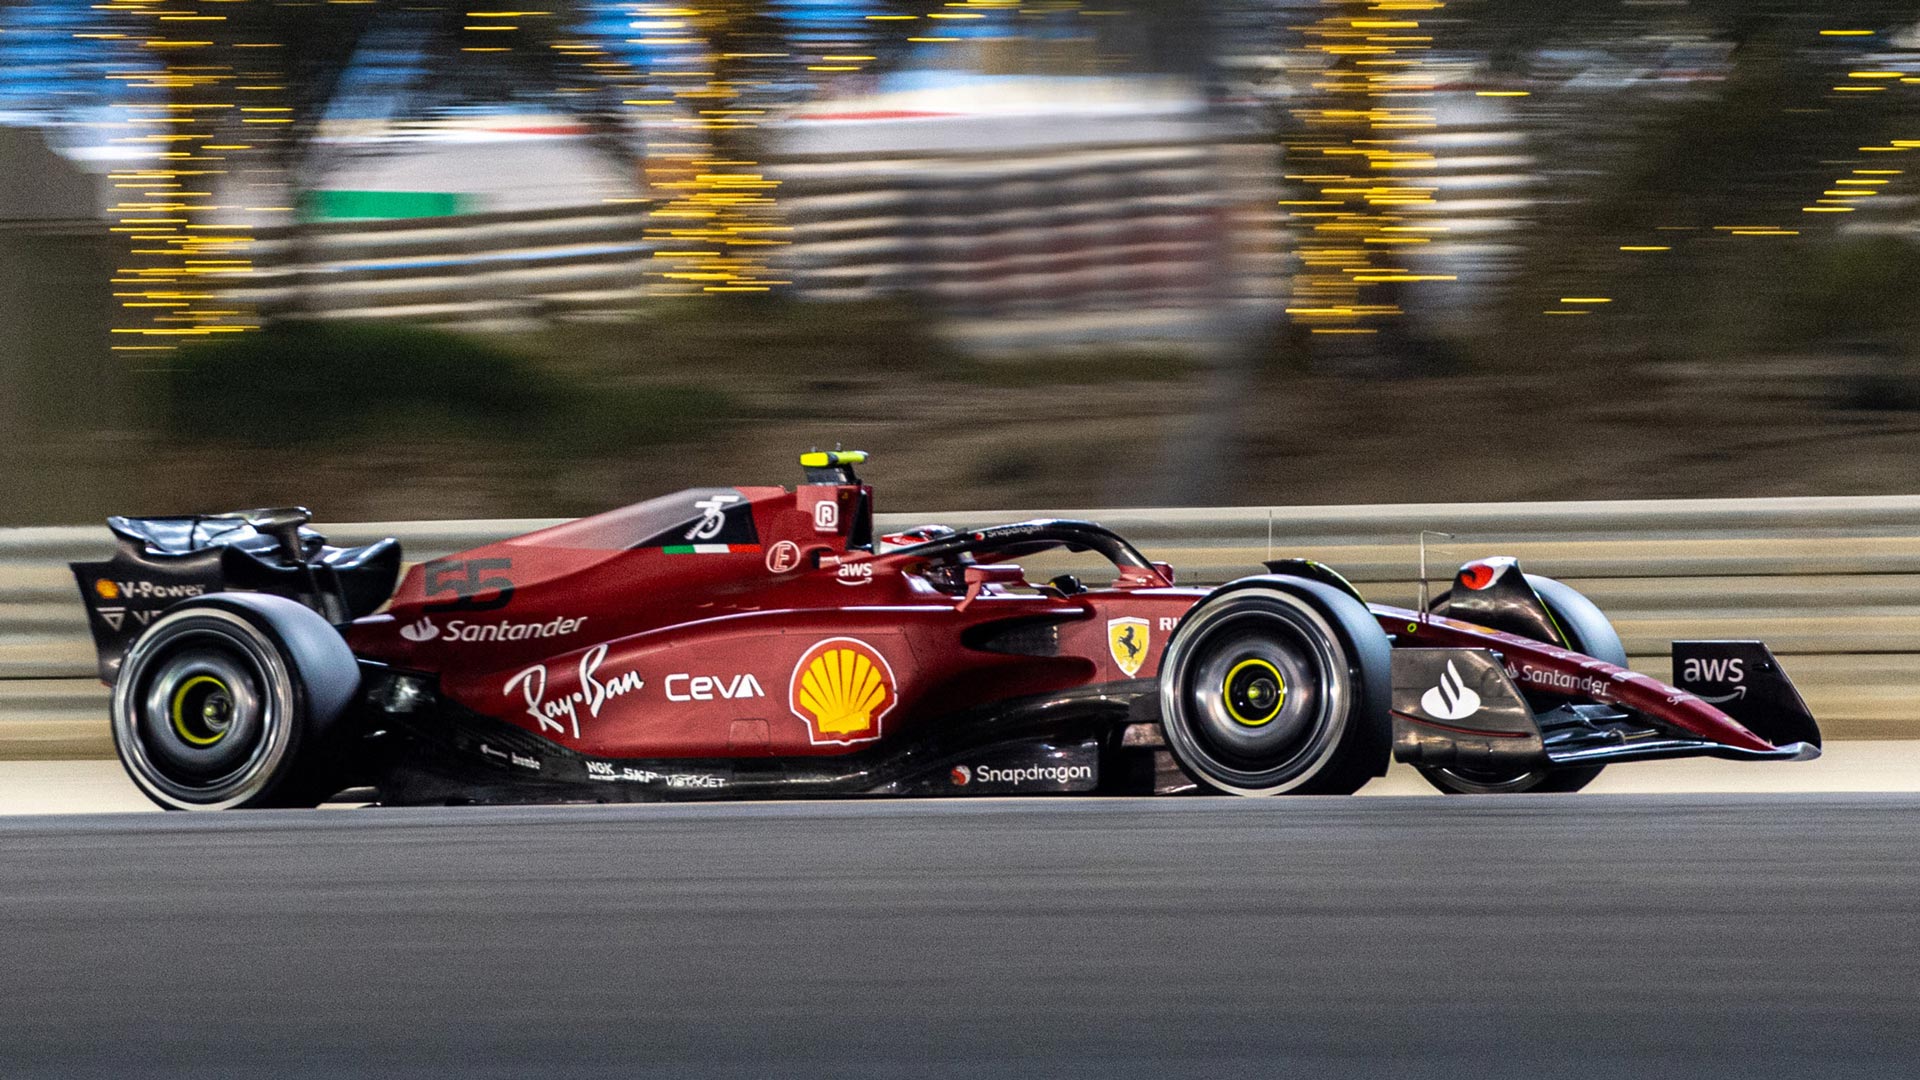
[94,579,120,600]
[790,637,896,745]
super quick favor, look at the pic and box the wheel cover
[112,608,296,809]
[1160,594,1351,795]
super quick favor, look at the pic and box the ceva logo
[399,617,439,643]
[665,673,766,702]
[1420,659,1482,721]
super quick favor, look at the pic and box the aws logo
[1682,657,1744,683]
[789,637,896,746]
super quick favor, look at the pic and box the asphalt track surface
[2,796,1918,1079]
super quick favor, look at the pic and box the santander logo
[399,617,439,643]
[1420,659,1483,721]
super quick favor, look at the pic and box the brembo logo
[1420,660,1482,721]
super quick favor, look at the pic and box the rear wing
[72,509,400,684]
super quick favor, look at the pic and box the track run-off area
[2,790,1919,1078]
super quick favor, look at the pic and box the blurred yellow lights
[1278,0,1472,331]
[1819,30,1875,36]
[1620,246,1669,252]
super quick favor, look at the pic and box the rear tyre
[1416,573,1621,796]
[111,594,360,810]
[1159,579,1391,796]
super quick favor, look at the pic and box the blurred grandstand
[4,0,1920,519]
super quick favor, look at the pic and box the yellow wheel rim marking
[1223,658,1286,727]
[170,675,230,747]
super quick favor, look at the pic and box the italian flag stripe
[662,544,761,554]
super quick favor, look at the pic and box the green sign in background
[304,190,471,221]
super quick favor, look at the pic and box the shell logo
[789,637,897,745]
[94,579,120,600]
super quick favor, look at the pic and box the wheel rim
[1222,658,1286,727]
[169,675,236,747]
[112,608,295,809]
[1161,595,1350,794]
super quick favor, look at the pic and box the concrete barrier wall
[5,495,1917,758]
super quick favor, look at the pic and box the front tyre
[111,594,360,810]
[1159,579,1392,796]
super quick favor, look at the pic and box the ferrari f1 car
[73,452,1821,809]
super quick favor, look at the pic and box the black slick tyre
[1159,578,1391,796]
[110,593,360,810]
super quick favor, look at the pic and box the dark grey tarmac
[1,794,1916,1078]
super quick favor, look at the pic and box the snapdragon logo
[968,763,1094,786]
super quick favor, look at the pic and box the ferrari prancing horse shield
[1108,617,1150,677]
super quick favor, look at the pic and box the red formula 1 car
[73,452,1821,809]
